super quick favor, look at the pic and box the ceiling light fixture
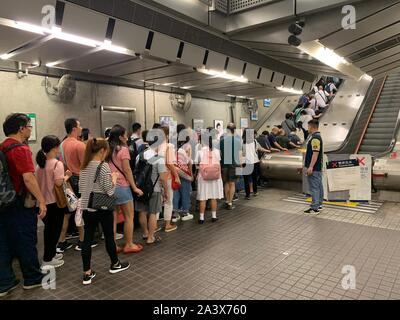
[0,53,13,60]
[313,46,349,69]
[198,67,248,83]
[361,74,373,81]
[276,86,303,95]
[13,21,47,35]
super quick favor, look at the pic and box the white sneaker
[171,213,181,223]
[54,253,63,260]
[101,233,105,240]
[116,233,124,240]
[181,213,194,221]
[41,258,65,270]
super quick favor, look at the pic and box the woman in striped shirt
[79,138,130,285]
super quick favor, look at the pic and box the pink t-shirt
[61,137,86,175]
[35,159,65,205]
[108,146,130,187]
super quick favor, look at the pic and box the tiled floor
[4,188,400,300]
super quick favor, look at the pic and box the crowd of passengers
[0,78,340,294]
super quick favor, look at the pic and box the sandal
[123,244,143,254]
[146,236,162,245]
[142,235,148,240]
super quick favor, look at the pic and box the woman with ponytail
[35,135,72,270]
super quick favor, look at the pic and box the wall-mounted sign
[26,113,37,142]
[240,118,249,129]
[193,119,204,132]
[159,116,174,127]
[250,110,258,121]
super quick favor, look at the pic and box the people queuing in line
[0,102,335,294]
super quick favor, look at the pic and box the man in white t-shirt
[299,110,313,140]
[315,86,329,110]
[305,104,322,119]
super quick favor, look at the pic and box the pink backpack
[199,149,221,181]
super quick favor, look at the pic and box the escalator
[260,72,400,191]
[334,77,385,154]
[358,73,400,155]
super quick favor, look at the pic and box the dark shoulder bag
[88,162,116,211]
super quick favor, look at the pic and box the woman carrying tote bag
[35,135,72,271]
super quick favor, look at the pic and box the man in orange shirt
[57,119,94,252]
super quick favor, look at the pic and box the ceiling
[0,0,316,99]
[230,0,400,78]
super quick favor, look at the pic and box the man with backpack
[128,122,143,171]
[136,129,169,244]
[325,80,337,101]
[0,113,49,297]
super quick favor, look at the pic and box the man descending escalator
[304,120,324,215]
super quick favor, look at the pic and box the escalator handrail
[254,96,287,131]
[329,78,381,154]
[373,107,400,159]
[355,75,388,154]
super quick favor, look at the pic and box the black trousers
[81,210,118,272]
[244,162,260,197]
[302,128,309,141]
[42,203,65,262]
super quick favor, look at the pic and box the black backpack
[128,138,139,171]
[133,150,159,203]
[325,83,331,94]
[0,143,23,213]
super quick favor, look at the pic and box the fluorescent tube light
[14,21,47,35]
[0,53,13,60]
[276,86,303,95]
[198,67,248,83]
[361,74,373,81]
[314,46,349,69]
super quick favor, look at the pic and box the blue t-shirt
[268,134,277,147]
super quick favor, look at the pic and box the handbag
[171,174,181,190]
[53,161,68,209]
[64,182,78,212]
[74,199,84,226]
[199,149,221,181]
[88,162,116,211]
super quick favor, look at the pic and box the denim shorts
[114,186,133,205]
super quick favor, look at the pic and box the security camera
[288,21,305,47]
[288,35,301,47]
